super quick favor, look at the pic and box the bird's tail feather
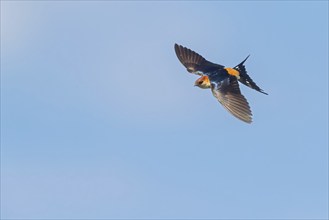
[234,55,268,95]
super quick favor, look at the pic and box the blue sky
[1,1,328,219]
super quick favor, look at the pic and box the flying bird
[174,43,267,123]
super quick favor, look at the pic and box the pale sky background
[1,1,328,219]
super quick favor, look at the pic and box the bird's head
[194,76,211,89]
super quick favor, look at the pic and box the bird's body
[174,43,267,123]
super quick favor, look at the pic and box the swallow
[174,43,267,123]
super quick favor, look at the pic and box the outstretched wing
[211,77,252,123]
[174,43,224,76]
[234,56,268,95]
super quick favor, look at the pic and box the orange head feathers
[194,76,211,89]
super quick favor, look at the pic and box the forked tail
[234,55,268,95]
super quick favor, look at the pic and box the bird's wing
[211,77,253,123]
[174,44,224,76]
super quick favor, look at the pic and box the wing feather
[211,77,252,123]
[174,44,224,75]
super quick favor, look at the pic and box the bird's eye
[199,81,203,84]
